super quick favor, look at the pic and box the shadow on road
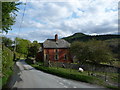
[2,62,23,89]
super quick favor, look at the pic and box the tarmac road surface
[8,60,108,89]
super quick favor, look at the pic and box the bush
[25,58,34,65]
[2,45,14,86]
[70,40,114,64]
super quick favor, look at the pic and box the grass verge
[2,68,13,87]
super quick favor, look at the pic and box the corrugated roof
[43,39,70,48]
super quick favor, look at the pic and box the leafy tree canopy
[28,40,41,58]
[2,2,21,33]
[2,36,13,47]
[15,37,31,55]
[70,40,114,64]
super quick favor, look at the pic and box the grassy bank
[2,68,13,86]
[1,45,14,87]
[1,45,25,87]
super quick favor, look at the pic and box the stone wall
[49,61,120,73]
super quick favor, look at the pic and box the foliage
[25,58,34,65]
[86,40,113,64]
[63,33,120,64]
[105,39,120,61]
[70,40,114,64]
[2,69,13,87]
[2,2,21,33]
[2,45,14,86]
[15,37,31,55]
[15,52,25,60]
[2,36,13,48]
[28,40,41,58]
[2,45,14,73]
[70,41,88,64]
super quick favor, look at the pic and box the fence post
[104,67,108,82]
[69,63,71,72]
[118,67,120,88]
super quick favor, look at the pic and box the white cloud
[7,0,119,42]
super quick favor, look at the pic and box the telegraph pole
[13,38,16,61]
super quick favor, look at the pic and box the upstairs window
[64,54,67,60]
[55,49,58,53]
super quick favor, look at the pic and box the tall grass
[2,45,14,86]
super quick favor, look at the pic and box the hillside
[63,33,120,67]
[63,33,120,43]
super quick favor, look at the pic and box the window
[64,54,67,60]
[55,54,59,60]
[46,54,49,60]
[55,49,58,53]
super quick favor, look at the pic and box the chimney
[55,34,58,41]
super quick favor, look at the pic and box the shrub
[2,45,14,86]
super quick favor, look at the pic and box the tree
[86,40,113,64]
[2,36,13,47]
[2,2,21,33]
[70,40,114,64]
[28,40,41,58]
[70,41,88,64]
[15,37,31,57]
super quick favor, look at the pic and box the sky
[4,0,119,42]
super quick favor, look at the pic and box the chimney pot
[55,34,58,41]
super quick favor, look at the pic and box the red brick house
[36,34,73,63]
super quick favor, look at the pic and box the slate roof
[43,39,70,48]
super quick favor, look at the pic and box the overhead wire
[18,0,28,37]
[14,0,28,57]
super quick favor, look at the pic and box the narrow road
[8,60,107,89]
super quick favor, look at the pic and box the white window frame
[55,54,59,60]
